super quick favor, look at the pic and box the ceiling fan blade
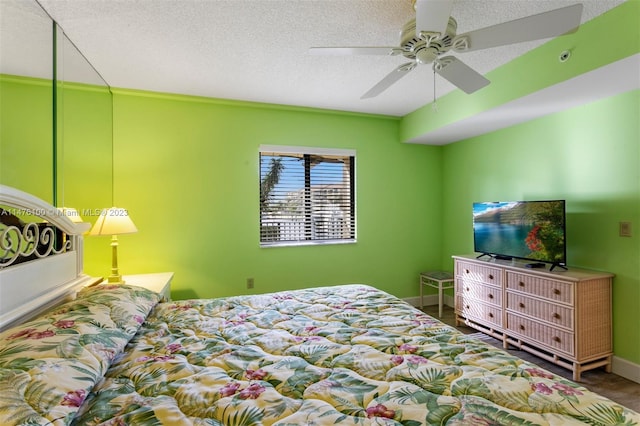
[434,56,490,94]
[308,47,401,56]
[361,62,417,99]
[415,0,453,37]
[453,4,583,53]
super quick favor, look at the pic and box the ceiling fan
[309,0,583,98]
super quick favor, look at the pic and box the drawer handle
[553,313,561,319]
[465,305,470,309]
[488,274,494,280]
[519,325,525,331]
[519,302,525,308]
[553,336,561,343]
[488,294,494,299]
[465,269,470,274]
[553,288,561,295]
[465,287,470,291]
[488,313,494,318]
[519,281,525,287]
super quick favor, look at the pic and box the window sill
[260,239,356,248]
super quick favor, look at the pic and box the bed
[1,185,639,425]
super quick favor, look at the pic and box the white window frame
[259,145,356,247]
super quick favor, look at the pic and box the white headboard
[0,185,93,331]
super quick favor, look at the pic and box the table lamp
[90,207,137,284]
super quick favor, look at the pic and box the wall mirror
[0,0,113,215]
[0,0,54,201]
[56,27,113,215]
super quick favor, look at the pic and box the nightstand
[119,272,174,302]
[420,270,454,318]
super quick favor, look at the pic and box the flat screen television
[473,200,567,270]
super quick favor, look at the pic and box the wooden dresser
[453,254,613,381]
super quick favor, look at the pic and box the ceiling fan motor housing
[400,17,457,63]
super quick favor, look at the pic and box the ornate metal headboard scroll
[1,208,70,268]
[0,185,91,271]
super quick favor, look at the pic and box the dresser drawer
[506,292,573,329]
[456,280,501,307]
[456,261,501,287]
[506,313,574,355]
[506,272,573,304]
[456,295,502,328]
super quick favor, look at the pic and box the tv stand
[475,253,513,261]
[453,254,613,381]
[493,255,513,261]
[550,263,568,272]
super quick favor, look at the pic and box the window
[259,145,355,246]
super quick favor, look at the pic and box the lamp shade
[90,207,138,236]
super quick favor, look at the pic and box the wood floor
[421,304,640,413]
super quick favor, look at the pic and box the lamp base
[107,235,125,284]
[107,274,126,285]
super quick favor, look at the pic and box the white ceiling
[5,0,621,119]
[3,0,636,146]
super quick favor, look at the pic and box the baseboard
[403,296,421,307]
[403,294,454,309]
[404,295,640,385]
[612,356,640,384]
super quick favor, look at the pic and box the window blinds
[259,148,355,245]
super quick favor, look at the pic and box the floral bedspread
[0,284,160,425]
[70,284,639,425]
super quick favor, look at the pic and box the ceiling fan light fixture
[416,46,439,64]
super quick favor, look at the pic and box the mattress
[1,283,638,425]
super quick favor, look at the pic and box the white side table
[117,272,174,302]
[420,271,454,318]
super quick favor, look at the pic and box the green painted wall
[1,75,639,367]
[100,90,443,300]
[441,89,640,364]
[1,76,443,301]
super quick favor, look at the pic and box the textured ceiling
[1,0,627,118]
